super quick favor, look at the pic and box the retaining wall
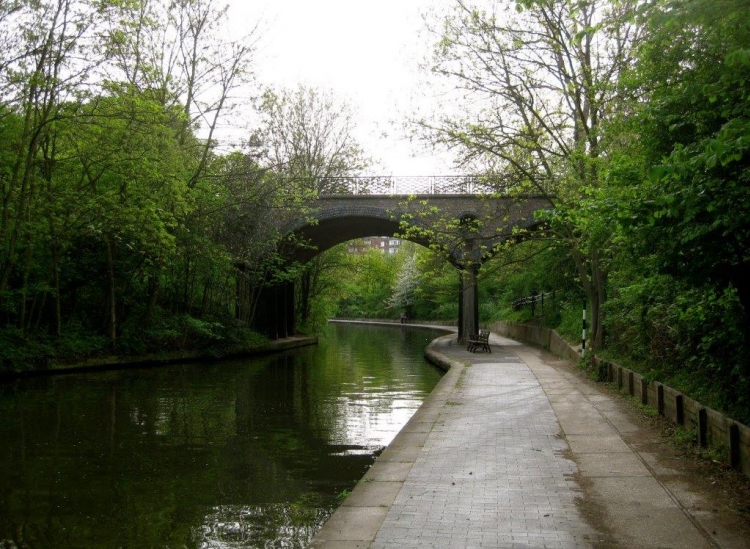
[489,320,750,478]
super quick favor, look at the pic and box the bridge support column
[458,265,479,345]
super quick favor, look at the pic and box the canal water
[0,323,446,548]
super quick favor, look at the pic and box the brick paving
[312,325,732,549]
[370,344,597,549]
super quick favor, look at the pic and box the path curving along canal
[0,323,448,548]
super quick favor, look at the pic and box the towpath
[311,328,750,548]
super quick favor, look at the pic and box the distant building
[348,236,402,255]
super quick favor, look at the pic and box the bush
[0,328,53,371]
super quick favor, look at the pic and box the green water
[0,323,445,548]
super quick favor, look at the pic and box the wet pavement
[310,328,750,548]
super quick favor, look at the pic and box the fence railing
[512,291,555,316]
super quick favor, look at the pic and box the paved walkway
[311,330,749,548]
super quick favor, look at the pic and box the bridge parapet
[316,175,508,195]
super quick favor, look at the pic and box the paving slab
[342,481,403,508]
[311,325,746,548]
[312,506,390,543]
[588,477,711,548]
[575,453,652,477]
[566,434,632,454]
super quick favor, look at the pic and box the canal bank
[0,335,318,379]
[311,327,750,548]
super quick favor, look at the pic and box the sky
[222,0,457,175]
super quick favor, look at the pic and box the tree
[251,86,368,194]
[59,89,191,345]
[420,0,641,351]
[593,0,750,417]
[249,85,370,327]
[0,0,271,364]
[331,247,399,320]
[630,0,750,326]
[386,252,420,314]
[208,151,309,326]
[98,0,258,326]
[0,0,105,301]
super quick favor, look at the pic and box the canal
[0,323,446,548]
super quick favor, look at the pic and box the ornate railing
[316,175,510,195]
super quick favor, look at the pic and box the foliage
[250,85,368,193]
[625,0,750,324]
[386,253,419,313]
[598,0,750,421]
[331,246,401,320]
[418,0,642,351]
[410,248,460,321]
[0,0,291,368]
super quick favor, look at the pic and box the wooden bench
[467,330,491,353]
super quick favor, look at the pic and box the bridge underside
[291,216,407,263]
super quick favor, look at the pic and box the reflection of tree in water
[192,502,329,548]
[0,325,442,547]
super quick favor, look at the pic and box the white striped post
[581,300,587,359]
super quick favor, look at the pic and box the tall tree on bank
[596,0,750,414]
[630,0,750,328]
[420,0,641,351]
[251,86,368,194]
[0,0,101,300]
[0,0,260,358]
[100,0,257,327]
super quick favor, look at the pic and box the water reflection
[0,323,444,548]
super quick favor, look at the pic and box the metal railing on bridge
[316,175,512,195]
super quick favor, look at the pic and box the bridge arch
[264,190,551,343]
[287,204,428,263]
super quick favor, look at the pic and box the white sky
[223,0,458,175]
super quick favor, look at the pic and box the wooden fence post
[698,409,708,447]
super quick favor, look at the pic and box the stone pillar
[459,264,479,344]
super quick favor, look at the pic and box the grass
[335,489,351,504]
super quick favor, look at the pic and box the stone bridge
[259,176,551,344]
[290,193,548,263]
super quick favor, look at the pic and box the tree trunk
[142,260,163,326]
[51,241,62,339]
[103,236,117,348]
[571,244,607,355]
[19,231,33,334]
